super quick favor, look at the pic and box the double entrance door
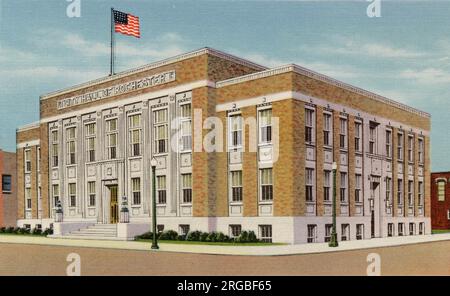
[109,185,119,224]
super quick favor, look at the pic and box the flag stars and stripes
[113,10,140,38]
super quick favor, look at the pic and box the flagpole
[110,7,115,76]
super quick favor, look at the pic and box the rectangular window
[260,168,273,201]
[259,225,272,243]
[229,115,243,147]
[25,188,31,209]
[324,170,331,202]
[356,224,364,240]
[438,181,445,201]
[229,225,242,238]
[305,168,314,202]
[418,181,424,207]
[325,224,332,242]
[388,223,394,237]
[340,172,347,203]
[51,130,59,167]
[180,104,192,151]
[323,113,332,146]
[386,177,392,207]
[259,109,272,144]
[408,223,415,235]
[37,147,41,172]
[419,222,425,234]
[68,183,76,207]
[157,176,167,204]
[369,125,377,154]
[182,173,192,203]
[88,181,96,207]
[397,133,404,160]
[179,224,190,236]
[307,224,317,243]
[354,122,362,152]
[408,135,414,162]
[129,114,142,157]
[418,138,424,163]
[408,181,414,207]
[132,178,141,205]
[85,123,96,162]
[231,171,243,202]
[66,127,76,165]
[106,119,118,159]
[2,175,12,193]
[25,150,31,172]
[341,224,349,241]
[355,174,362,203]
[339,118,347,149]
[52,184,60,207]
[154,109,168,154]
[305,108,315,143]
[386,129,392,158]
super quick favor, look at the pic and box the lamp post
[150,157,159,250]
[329,162,339,247]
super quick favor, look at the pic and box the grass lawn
[135,239,285,246]
[432,229,450,234]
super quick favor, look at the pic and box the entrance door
[109,186,119,224]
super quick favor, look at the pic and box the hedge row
[136,230,260,243]
[0,227,53,236]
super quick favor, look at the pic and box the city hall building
[16,47,431,243]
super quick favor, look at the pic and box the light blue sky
[0,0,449,171]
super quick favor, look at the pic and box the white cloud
[399,68,450,84]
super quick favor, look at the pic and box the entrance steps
[62,224,121,240]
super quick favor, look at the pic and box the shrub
[236,231,249,243]
[42,228,53,236]
[13,227,21,234]
[200,232,209,242]
[159,230,178,240]
[0,227,6,233]
[206,231,218,242]
[32,228,42,235]
[187,231,202,241]
[136,231,154,240]
[216,232,226,242]
[5,227,14,233]
[177,234,187,241]
[19,227,30,235]
[248,231,258,242]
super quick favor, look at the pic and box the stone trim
[17,122,40,132]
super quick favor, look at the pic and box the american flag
[113,10,140,38]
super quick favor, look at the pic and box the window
[132,178,141,205]
[305,168,314,202]
[386,129,392,158]
[339,118,347,149]
[397,132,404,160]
[154,109,168,154]
[260,168,273,201]
[307,224,317,243]
[85,123,96,162]
[386,177,392,207]
[369,125,377,154]
[157,176,166,204]
[231,171,243,202]
[409,223,415,235]
[51,130,59,167]
[68,183,76,207]
[355,174,362,203]
[182,174,192,203]
[408,181,414,207]
[408,135,414,162]
[52,184,60,207]
[2,175,12,193]
[437,181,446,201]
[341,224,349,241]
[37,147,41,172]
[418,181,424,207]
[340,172,347,203]
[397,179,404,205]
[419,223,424,235]
[259,225,272,243]
[388,223,394,237]
[356,224,364,240]
[325,224,332,242]
[157,225,165,233]
[106,119,118,159]
[25,150,31,172]
[66,127,76,165]
[305,108,315,143]
[25,188,31,209]
[180,104,192,151]
[129,114,142,156]
[179,225,190,236]
[398,223,404,236]
[229,225,242,238]
[259,109,272,143]
[229,115,242,148]
[324,170,331,202]
[323,113,332,146]
[88,181,96,207]
[418,138,424,163]
[354,122,362,152]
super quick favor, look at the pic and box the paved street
[0,240,449,275]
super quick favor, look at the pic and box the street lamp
[329,162,339,247]
[150,157,159,250]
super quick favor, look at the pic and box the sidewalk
[0,233,449,256]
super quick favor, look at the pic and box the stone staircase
[63,224,119,240]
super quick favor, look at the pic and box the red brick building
[0,149,17,227]
[431,172,450,230]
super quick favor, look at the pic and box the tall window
[324,170,331,202]
[397,179,403,205]
[356,224,364,240]
[180,104,192,151]
[305,108,315,143]
[305,168,314,202]
[157,176,167,204]
[354,122,362,152]
[229,225,242,238]
[85,123,96,162]
[386,177,392,207]
[88,181,96,207]
[323,113,332,146]
[231,171,243,202]
[355,174,362,203]
[386,129,392,158]
[260,168,273,201]
[408,180,414,207]
[397,132,404,160]
[325,224,332,242]
[339,118,347,149]
[154,109,168,154]
[438,181,446,201]
[418,138,424,163]
[259,109,272,144]
[2,175,11,193]
[340,172,347,202]
[24,150,31,172]
[182,174,192,203]
[132,178,141,205]
[408,135,414,162]
[68,183,76,207]
[230,115,242,148]
[307,224,317,243]
[341,224,349,241]
[37,147,41,172]
[106,119,118,159]
[51,130,59,167]
[52,184,60,207]
[418,181,424,207]
[66,127,76,165]
[259,225,272,243]
[129,114,141,156]
[369,124,377,154]
[25,188,31,209]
